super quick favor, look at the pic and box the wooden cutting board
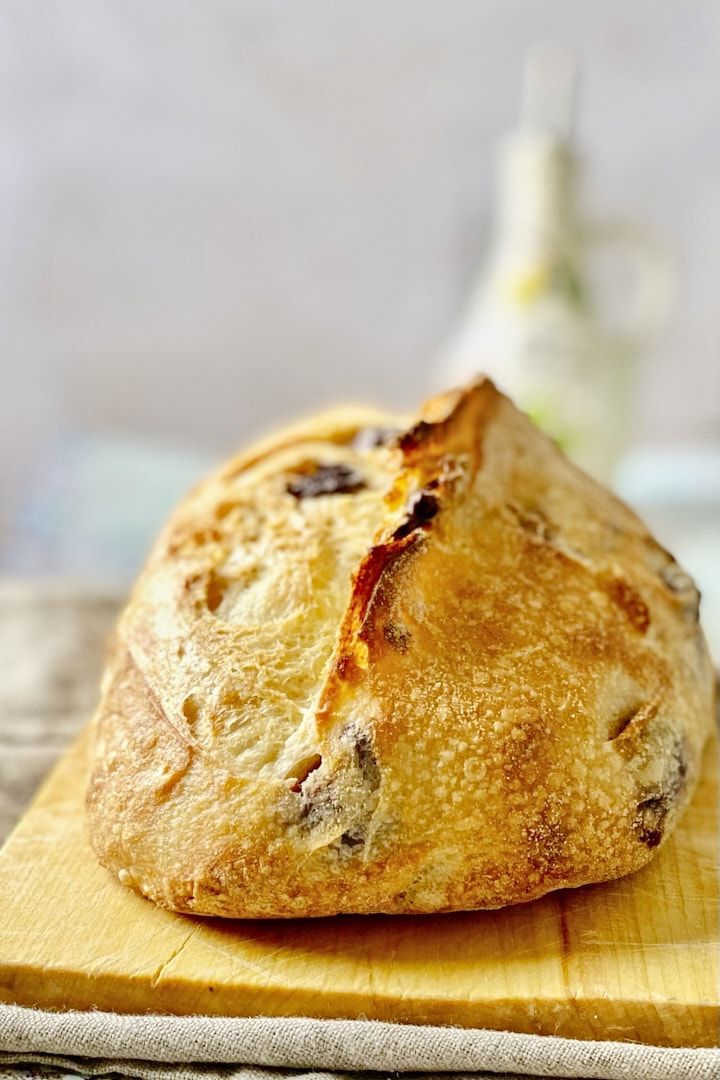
[0,727,717,1048]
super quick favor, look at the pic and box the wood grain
[0,727,717,1047]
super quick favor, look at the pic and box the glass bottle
[437,46,671,482]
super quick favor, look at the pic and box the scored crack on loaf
[86,378,715,917]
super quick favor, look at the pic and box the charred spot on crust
[383,619,411,652]
[286,463,366,499]
[392,489,440,540]
[352,426,401,452]
[605,577,650,634]
[397,419,435,455]
[634,739,688,848]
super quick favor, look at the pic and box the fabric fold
[0,1005,718,1080]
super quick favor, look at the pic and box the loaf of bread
[87,378,715,917]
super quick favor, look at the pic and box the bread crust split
[87,379,715,917]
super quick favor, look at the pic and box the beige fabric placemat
[0,579,717,1080]
[0,580,120,845]
[1,1004,719,1080]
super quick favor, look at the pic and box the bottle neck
[494,132,579,257]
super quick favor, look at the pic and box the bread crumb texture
[86,380,715,916]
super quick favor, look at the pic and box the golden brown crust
[86,380,715,917]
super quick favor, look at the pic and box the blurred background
[0,1,718,646]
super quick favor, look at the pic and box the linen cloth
[0,580,717,1080]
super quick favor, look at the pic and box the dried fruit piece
[286,464,366,499]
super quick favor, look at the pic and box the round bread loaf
[87,378,715,916]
